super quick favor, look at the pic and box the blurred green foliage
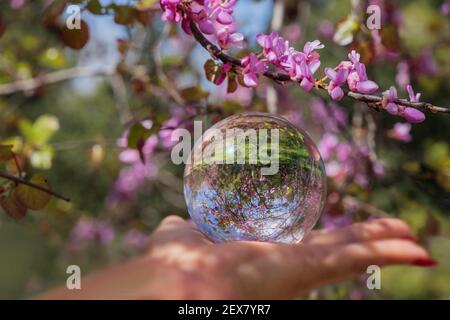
[0,0,448,299]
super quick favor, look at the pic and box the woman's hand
[40,216,436,300]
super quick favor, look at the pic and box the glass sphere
[184,112,326,244]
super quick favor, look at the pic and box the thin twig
[0,66,115,96]
[0,171,71,202]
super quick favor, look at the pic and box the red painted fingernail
[410,258,439,267]
[403,235,418,242]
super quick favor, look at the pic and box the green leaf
[136,0,157,10]
[15,174,51,210]
[30,146,55,170]
[127,123,160,149]
[0,191,28,220]
[19,115,60,146]
[87,0,103,15]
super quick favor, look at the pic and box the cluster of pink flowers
[108,107,194,207]
[159,1,428,126]
[240,36,380,102]
[249,32,324,90]
[10,0,26,9]
[382,85,425,123]
[67,218,115,251]
[161,0,244,49]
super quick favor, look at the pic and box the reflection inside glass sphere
[184,112,327,244]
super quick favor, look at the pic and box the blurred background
[0,0,449,299]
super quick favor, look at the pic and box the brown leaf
[61,20,90,50]
[227,73,238,94]
[0,192,28,221]
[113,5,136,25]
[136,10,152,26]
[204,59,219,83]
[42,0,68,27]
[15,174,51,210]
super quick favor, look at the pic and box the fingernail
[403,235,418,242]
[410,258,439,267]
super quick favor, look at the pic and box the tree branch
[0,171,70,202]
[0,66,114,96]
[189,20,450,115]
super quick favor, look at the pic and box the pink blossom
[325,66,349,101]
[217,26,244,49]
[345,50,379,94]
[404,85,425,123]
[213,63,232,85]
[382,85,425,123]
[382,86,399,115]
[256,32,289,65]
[160,0,183,23]
[256,33,323,91]
[403,108,425,124]
[388,123,412,143]
[406,84,421,102]
[241,53,268,88]
[317,133,339,160]
[68,218,115,250]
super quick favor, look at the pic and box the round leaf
[16,174,51,210]
[61,20,90,50]
[0,192,28,221]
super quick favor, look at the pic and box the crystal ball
[183,112,327,244]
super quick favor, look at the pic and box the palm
[146,216,431,299]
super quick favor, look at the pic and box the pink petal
[216,11,233,25]
[300,78,314,91]
[325,67,336,80]
[198,19,215,34]
[256,34,268,48]
[330,87,344,101]
[243,73,258,88]
[403,108,425,123]
[356,80,378,94]
[386,102,399,115]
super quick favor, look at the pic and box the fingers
[304,218,416,246]
[148,215,212,248]
[315,239,431,273]
[282,239,433,297]
[234,237,434,299]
